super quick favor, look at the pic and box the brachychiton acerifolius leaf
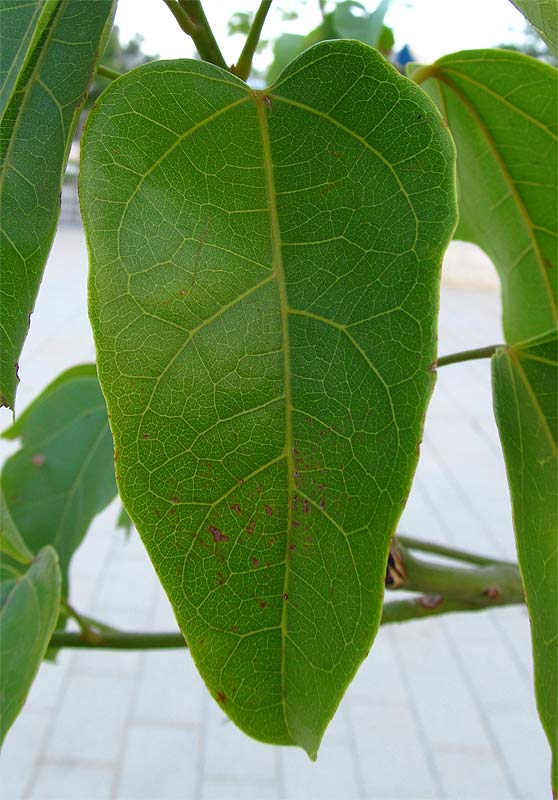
[81,41,456,757]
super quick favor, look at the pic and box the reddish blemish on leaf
[31,454,45,467]
[246,520,255,535]
[283,593,289,601]
[419,594,444,610]
[252,557,260,568]
[303,499,310,514]
[217,691,227,704]
[171,496,179,503]
[209,525,229,542]
[259,600,267,609]
[230,503,241,514]
[217,570,225,586]
[231,625,238,632]
[199,638,205,646]
[142,433,151,439]
[265,505,273,516]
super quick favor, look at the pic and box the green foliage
[1,0,557,786]
[0,0,114,410]
[268,0,394,82]
[492,329,558,790]
[0,487,33,565]
[1,365,116,591]
[0,545,61,744]
[411,50,557,344]
[80,41,456,756]
[510,0,558,55]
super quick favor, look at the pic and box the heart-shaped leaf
[411,50,557,343]
[492,329,557,789]
[81,41,456,756]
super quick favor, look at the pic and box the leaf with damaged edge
[81,41,456,756]
[492,329,558,790]
[0,0,115,409]
[509,0,558,56]
[411,50,557,343]
[1,365,116,592]
[0,545,61,743]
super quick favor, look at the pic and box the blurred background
[0,1,553,798]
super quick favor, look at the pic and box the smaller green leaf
[0,487,33,565]
[1,365,116,591]
[333,0,390,47]
[509,0,558,56]
[377,24,395,55]
[411,50,557,344]
[492,328,558,791]
[0,545,61,744]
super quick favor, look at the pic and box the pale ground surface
[0,221,550,800]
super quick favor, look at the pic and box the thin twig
[436,344,502,368]
[96,64,122,81]
[396,534,517,568]
[162,0,228,69]
[233,0,273,81]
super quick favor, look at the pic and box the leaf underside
[412,50,557,344]
[492,329,558,788]
[81,41,456,756]
[1,365,116,592]
[0,0,114,409]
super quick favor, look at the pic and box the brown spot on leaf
[216,691,227,704]
[143,433,151,439]
[246,520,255,535]
[252,557,260,568]
[283,593,289,601]
[209,525,228,542]
[265,505,273,516]
[230,503,241,514]
[31,454,45,467]
[484,586,501,600]
[259,600,267,609]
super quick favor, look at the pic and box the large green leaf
[411,50,557,343]
[0,0,114,410]
[81,41,456,756]
[492,330,558,789]
[509,0,558,56]
[1,365,116,590]
[0,545,61,744]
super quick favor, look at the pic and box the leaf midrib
[254,89,295,743]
